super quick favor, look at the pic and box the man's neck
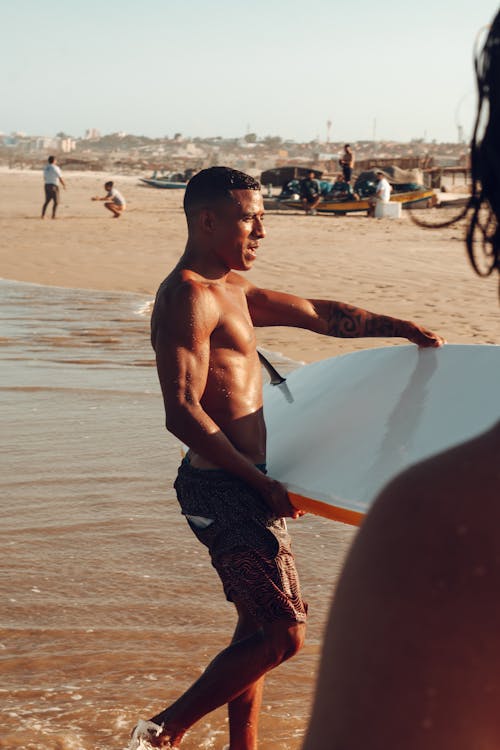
[180,243,230,282]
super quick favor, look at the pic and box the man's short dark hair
[345,144,350,148]
[48,156,55,164]
[105,181,113,189]
[183,166,260,217]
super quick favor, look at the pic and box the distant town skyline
[0,129,472,146]
[2,0,498,144]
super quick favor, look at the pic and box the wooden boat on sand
[270,167,437,214]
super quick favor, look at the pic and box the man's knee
[264,620,306,666]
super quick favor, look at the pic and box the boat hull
[278,188,437,214]
[140,178,187,189]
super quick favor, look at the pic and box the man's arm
[238,279,443,347]
[152,281,299,517]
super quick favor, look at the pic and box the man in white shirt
[41,156,66,219]
[92,180,126,218]
[368,171,392,217]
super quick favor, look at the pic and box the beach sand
[1,169,498,750]
[1,168,498,362]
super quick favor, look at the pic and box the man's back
[43,163,61,185]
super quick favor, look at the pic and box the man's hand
[403,322,445,348]
[258,476,304,519]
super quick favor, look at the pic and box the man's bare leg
[104,201,122,217]
[148,617,305,748]
[228,676,264,750]
[228,602,266,750]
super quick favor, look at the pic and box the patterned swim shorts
[173,461,307,624]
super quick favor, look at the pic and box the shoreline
[1,170,497,363]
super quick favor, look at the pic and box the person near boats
[339,144,355,184]
[368,171,392,217]
[299,171,322,215]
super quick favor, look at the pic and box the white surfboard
[264,344,500,526]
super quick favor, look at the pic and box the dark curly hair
[413,11,500,288]
[183,166,261,220]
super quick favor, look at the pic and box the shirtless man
[133,166,443,750]
[339,144,355,184]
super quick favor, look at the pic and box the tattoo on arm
[326,303,403,338]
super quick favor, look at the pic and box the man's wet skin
[151,191,269,470]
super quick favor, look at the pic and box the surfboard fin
[258,350,286,385]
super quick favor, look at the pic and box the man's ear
[199,207,217,234]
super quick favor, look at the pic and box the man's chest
[212,286,256,354]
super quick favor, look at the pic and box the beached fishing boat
[272,167,437,214]
[139,170,188,189]
[140,178,187,189]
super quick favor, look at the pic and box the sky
[1,0,498,143]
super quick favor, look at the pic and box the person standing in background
[339,144,355,184]
[41,155,66,219]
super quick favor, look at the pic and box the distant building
[59,137,76,153]
[84,128,101,140]
[36,137,59,151]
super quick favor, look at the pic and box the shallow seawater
[0,279,355,750]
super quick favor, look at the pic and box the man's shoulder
[156,270,206,300]
[154,270,221,318]
[152,272,220,346]
[43,164,61,175]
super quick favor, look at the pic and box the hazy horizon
[2,0,498,144]
[1,129,474,146]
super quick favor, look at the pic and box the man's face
[212,189,265,271]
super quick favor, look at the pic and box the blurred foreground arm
[302,423,500,750]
